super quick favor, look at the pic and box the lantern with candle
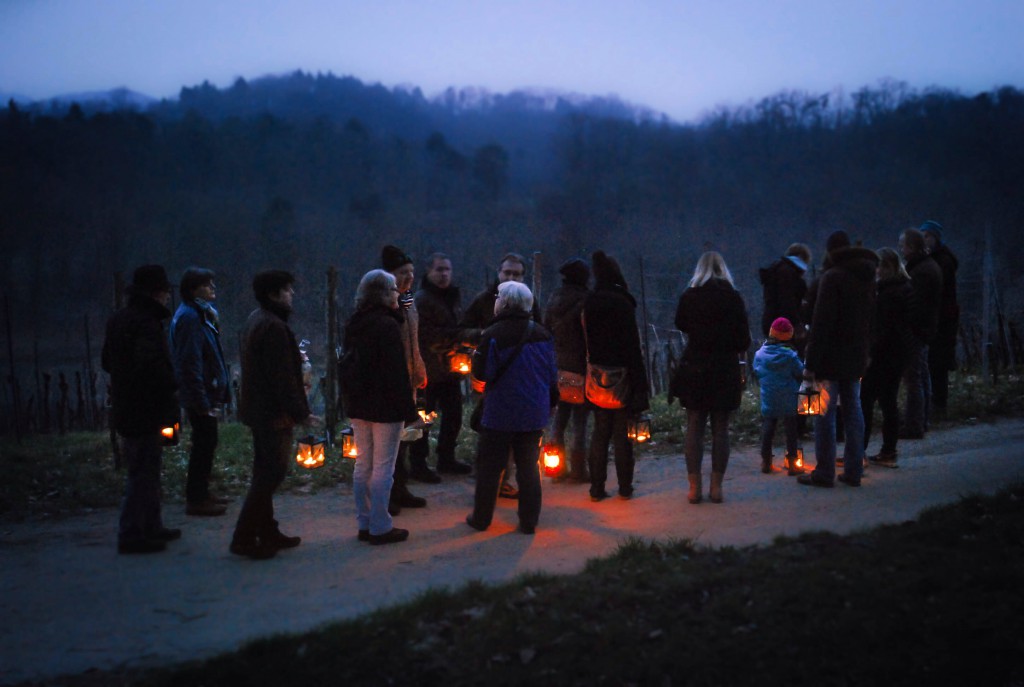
[160,421,180,446]
[627,414,652,444]
[796,382,824,416]
[295,435,326,469]
[339,426,358,459]
[541,443,565,478]
[448,346,475,375]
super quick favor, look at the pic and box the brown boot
[710,472,725,503]
[687,473,702,504]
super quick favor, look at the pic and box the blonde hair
[689,251,734,288]
[876,247,909,281]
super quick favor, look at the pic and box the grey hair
[689,251,735,288]
[496,280,533,314]
[355,269,396,310]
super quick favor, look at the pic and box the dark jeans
[118,433,165,543]
[551,401,589,454]
[185,410,218,504]
[471,429,543,529]
[902,343,931,435]
[861,362,901,454]
[928,347,950,410]
[588,407,634,496]
[410,378,463,466]
[759,415,799,459]
[391,442,410,497]
[232,427,292,544]
[685,409,730,475]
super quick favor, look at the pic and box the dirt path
[3,418,1024,684]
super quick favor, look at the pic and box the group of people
[103,219,957,556]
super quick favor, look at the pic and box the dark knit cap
[130,265,171,294]
[381,245,413,272]
[826,230,851,254]
[558,258,590,286]
[919,220,944,242]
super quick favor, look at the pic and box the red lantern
[448,346,475,375]
[542,443,565,478]
[160,422,180,446]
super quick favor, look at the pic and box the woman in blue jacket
[466,281,558,534]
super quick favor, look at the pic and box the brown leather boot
[710,472,725,503]
[687,473,702,504]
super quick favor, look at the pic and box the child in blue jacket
[753,317,805,475]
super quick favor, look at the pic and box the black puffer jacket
[543,282,589,374]
[805,246,879,380]
[343,305,418,424]
[583,284,649,412]
[238,302,311,429]
[674,278,751,411]
[102,294,179,437]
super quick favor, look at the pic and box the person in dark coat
[920,220,959,415]
[674,252,751,504]
[411,253,479,481]
[380,245,428,515]
[583,251,650,502]
[231,270,319,559]
[862,248,914,468]
[344,269,419,545]
[102,265,180,554]
[798,231,879,488]
[899,227,944,438]
[542,257,591,482]
[465,281,557,533]
[759,243,811,349]
[169,267,230,517]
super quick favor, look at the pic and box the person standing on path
[231,270,321,559]
[899,227,943,439]
[920,220,959,419]
[102,265,181,554]
[169,267,230,518]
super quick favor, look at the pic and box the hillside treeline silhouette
[2,72,1022,364]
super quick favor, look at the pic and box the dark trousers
[588,407,634,496]
[118,433,164,543]
[902,343,931,435]
[759,415,799,459]
[552,401,590,455]
[185,410,218,504]
[391,442,410,497]
[232,427,292,544]
[861,363,902,454]
[410,378,463,466]
[471,429,543,529]
[685,409,730,475]
[928,347,951,410]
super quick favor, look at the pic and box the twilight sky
[2,0,1022,123]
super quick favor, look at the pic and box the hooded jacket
[804,245,879,380]
[543,281,589,374]
[753,341,804,418]
[759,255,808,339]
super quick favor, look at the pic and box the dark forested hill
[2,73,1022,372]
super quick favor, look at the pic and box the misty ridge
[1,70,1023,369]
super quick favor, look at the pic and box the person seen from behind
[753,317,805,476]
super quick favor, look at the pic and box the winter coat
[102,294,179,437]
[582,283,650,413]
[673,278,751,411]
[904,250,943,346]
[759,255,808,339]
[869,276,915,375]
[471,310,557,432]
[753,342,804,418]
[804,246,879,380]
[169,300,230,414]
[461,282,543,331]
[398,296,428,392]
[342,305,418,424]
[543,281,589,374]
[237,302,311,429]
[414,277,475,384]
[929,243,960,369]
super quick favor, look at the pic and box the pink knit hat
[769,317,794,341]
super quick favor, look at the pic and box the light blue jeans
[351,419,404,536]
[812,379,865,482]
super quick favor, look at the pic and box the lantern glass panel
[296,435,326,469]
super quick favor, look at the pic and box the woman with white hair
[465,281,558,534]
[673,251,751,504]
[342,269,419,545]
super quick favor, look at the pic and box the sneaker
[229,539,277,559]
[499,483,519,499]
[186,499,227,517]
[118,538,167,554]
[369,528,409,545]
[837,474,862,487]
[437,460,472,475]
[868,452,899,469]
[409,466,442,484]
